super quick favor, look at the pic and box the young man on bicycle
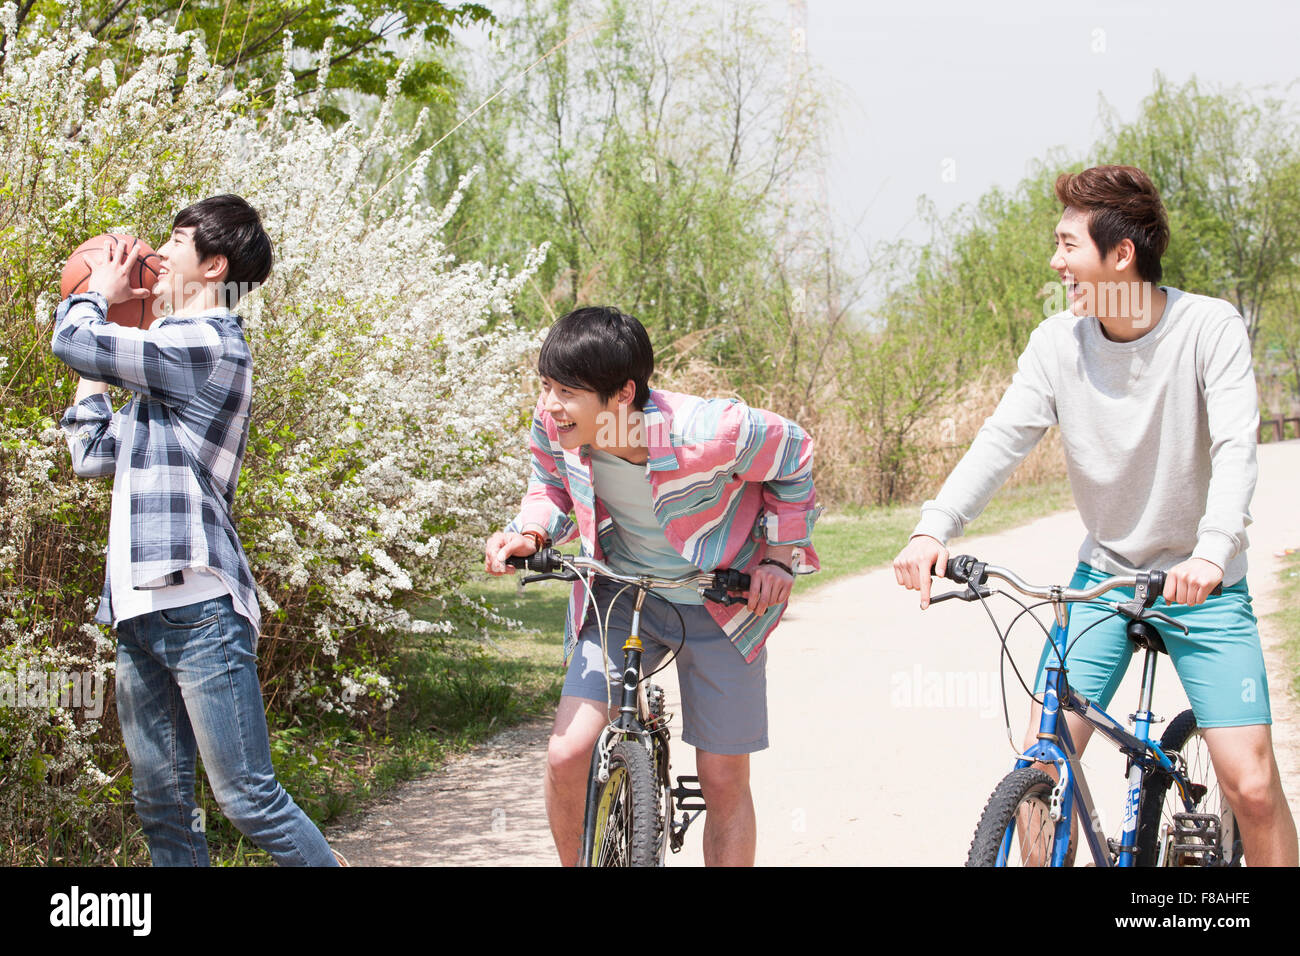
[484,306,819,866]
[893,164,1297,865]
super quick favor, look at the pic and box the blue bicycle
[932,555,1241,867]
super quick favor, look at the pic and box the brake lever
[1138,607,1189,635]
[929,584,992,605]
[702,588,747,606]
[521,571,579,584]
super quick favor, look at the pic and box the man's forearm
[763,543,796,567]
[74,377,109,403]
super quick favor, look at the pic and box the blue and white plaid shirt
[52,291,261,634]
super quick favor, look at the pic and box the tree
[1261,266,1300,416]
[1,0,492,111]
[1098,73,1300,348]
[387,0,831,336]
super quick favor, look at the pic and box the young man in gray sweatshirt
[894,164,1297,865]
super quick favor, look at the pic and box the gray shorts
[562,579,768,755]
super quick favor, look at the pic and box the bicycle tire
[1136,709,1242,867]
[587,740,660,867]
[967,767,1071,866]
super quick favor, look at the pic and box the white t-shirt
[107,409,248,625]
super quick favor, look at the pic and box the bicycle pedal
[672,775,707,812]
[1170,812,1221,856]
[1173,812,1220,834]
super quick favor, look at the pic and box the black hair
[537,306,654,410]
[172,194,273,307]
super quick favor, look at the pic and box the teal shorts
[1033,563,1271,728]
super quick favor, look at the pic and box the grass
[232,624,564,864]
[800,477,1074,592]
[86,618,566,867]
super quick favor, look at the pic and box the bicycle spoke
[1015,797,1053,866]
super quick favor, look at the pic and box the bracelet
[519,529,548,553]
[759,558,793,576]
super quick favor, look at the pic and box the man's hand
[893,534,950,609]
[85,238,153,307]
[484,530,539,575]
[1163,557,1223,607]
[746,561,793,616]
[744,543,797,615]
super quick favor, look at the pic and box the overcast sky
[453,1,1300,285]
[772,0,1300,263]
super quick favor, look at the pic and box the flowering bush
[0,4,541,857]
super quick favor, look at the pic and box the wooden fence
[1259,416,1300,442]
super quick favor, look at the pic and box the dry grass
[658,354,1067,510]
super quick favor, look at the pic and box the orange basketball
[61,234,162,329]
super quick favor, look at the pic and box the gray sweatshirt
[913,287,1259,585]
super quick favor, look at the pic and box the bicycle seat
[1126,619,1167,655]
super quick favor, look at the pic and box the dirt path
[327,441,1300,866]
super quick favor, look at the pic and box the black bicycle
[507,549,750,866]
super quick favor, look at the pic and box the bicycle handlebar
[505,549,752,606]
[943,554,1221,602]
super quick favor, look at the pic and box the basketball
[60,234,162,329]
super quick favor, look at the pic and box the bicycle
[505,548,751,867]
[929,554,1241,867]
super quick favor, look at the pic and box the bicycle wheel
[587,740,660,867]
[1136,709,1241,867]
[967,768,1070,866]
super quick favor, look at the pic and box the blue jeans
[115,594,338,866]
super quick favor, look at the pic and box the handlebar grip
[702,568,751,607]
[945,554,978,585]
[505,549,562,573]
[1147,570,1223,600]
[713,569,750,592]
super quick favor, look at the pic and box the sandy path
[327,441,1300,866]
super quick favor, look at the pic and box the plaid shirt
[51,292,260,634]
[506,389,821,663]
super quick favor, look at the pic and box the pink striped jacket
[506,389,820,662]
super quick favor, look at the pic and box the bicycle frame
[1007,609,1187,867]
[578,585,665,864]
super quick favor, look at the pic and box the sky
[771,0,1300,263]
[451,0,1300,286]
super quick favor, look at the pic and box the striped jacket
[506,389,820,662]
[51,291,261,634]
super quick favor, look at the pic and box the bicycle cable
[971,588,1128,760]
[971,588,1048,754]
[591,577,690,716]
[639,593,687,684]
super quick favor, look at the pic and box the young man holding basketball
[484,306,819,866]
[51,195,340,866]
[893,165,1297,865]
